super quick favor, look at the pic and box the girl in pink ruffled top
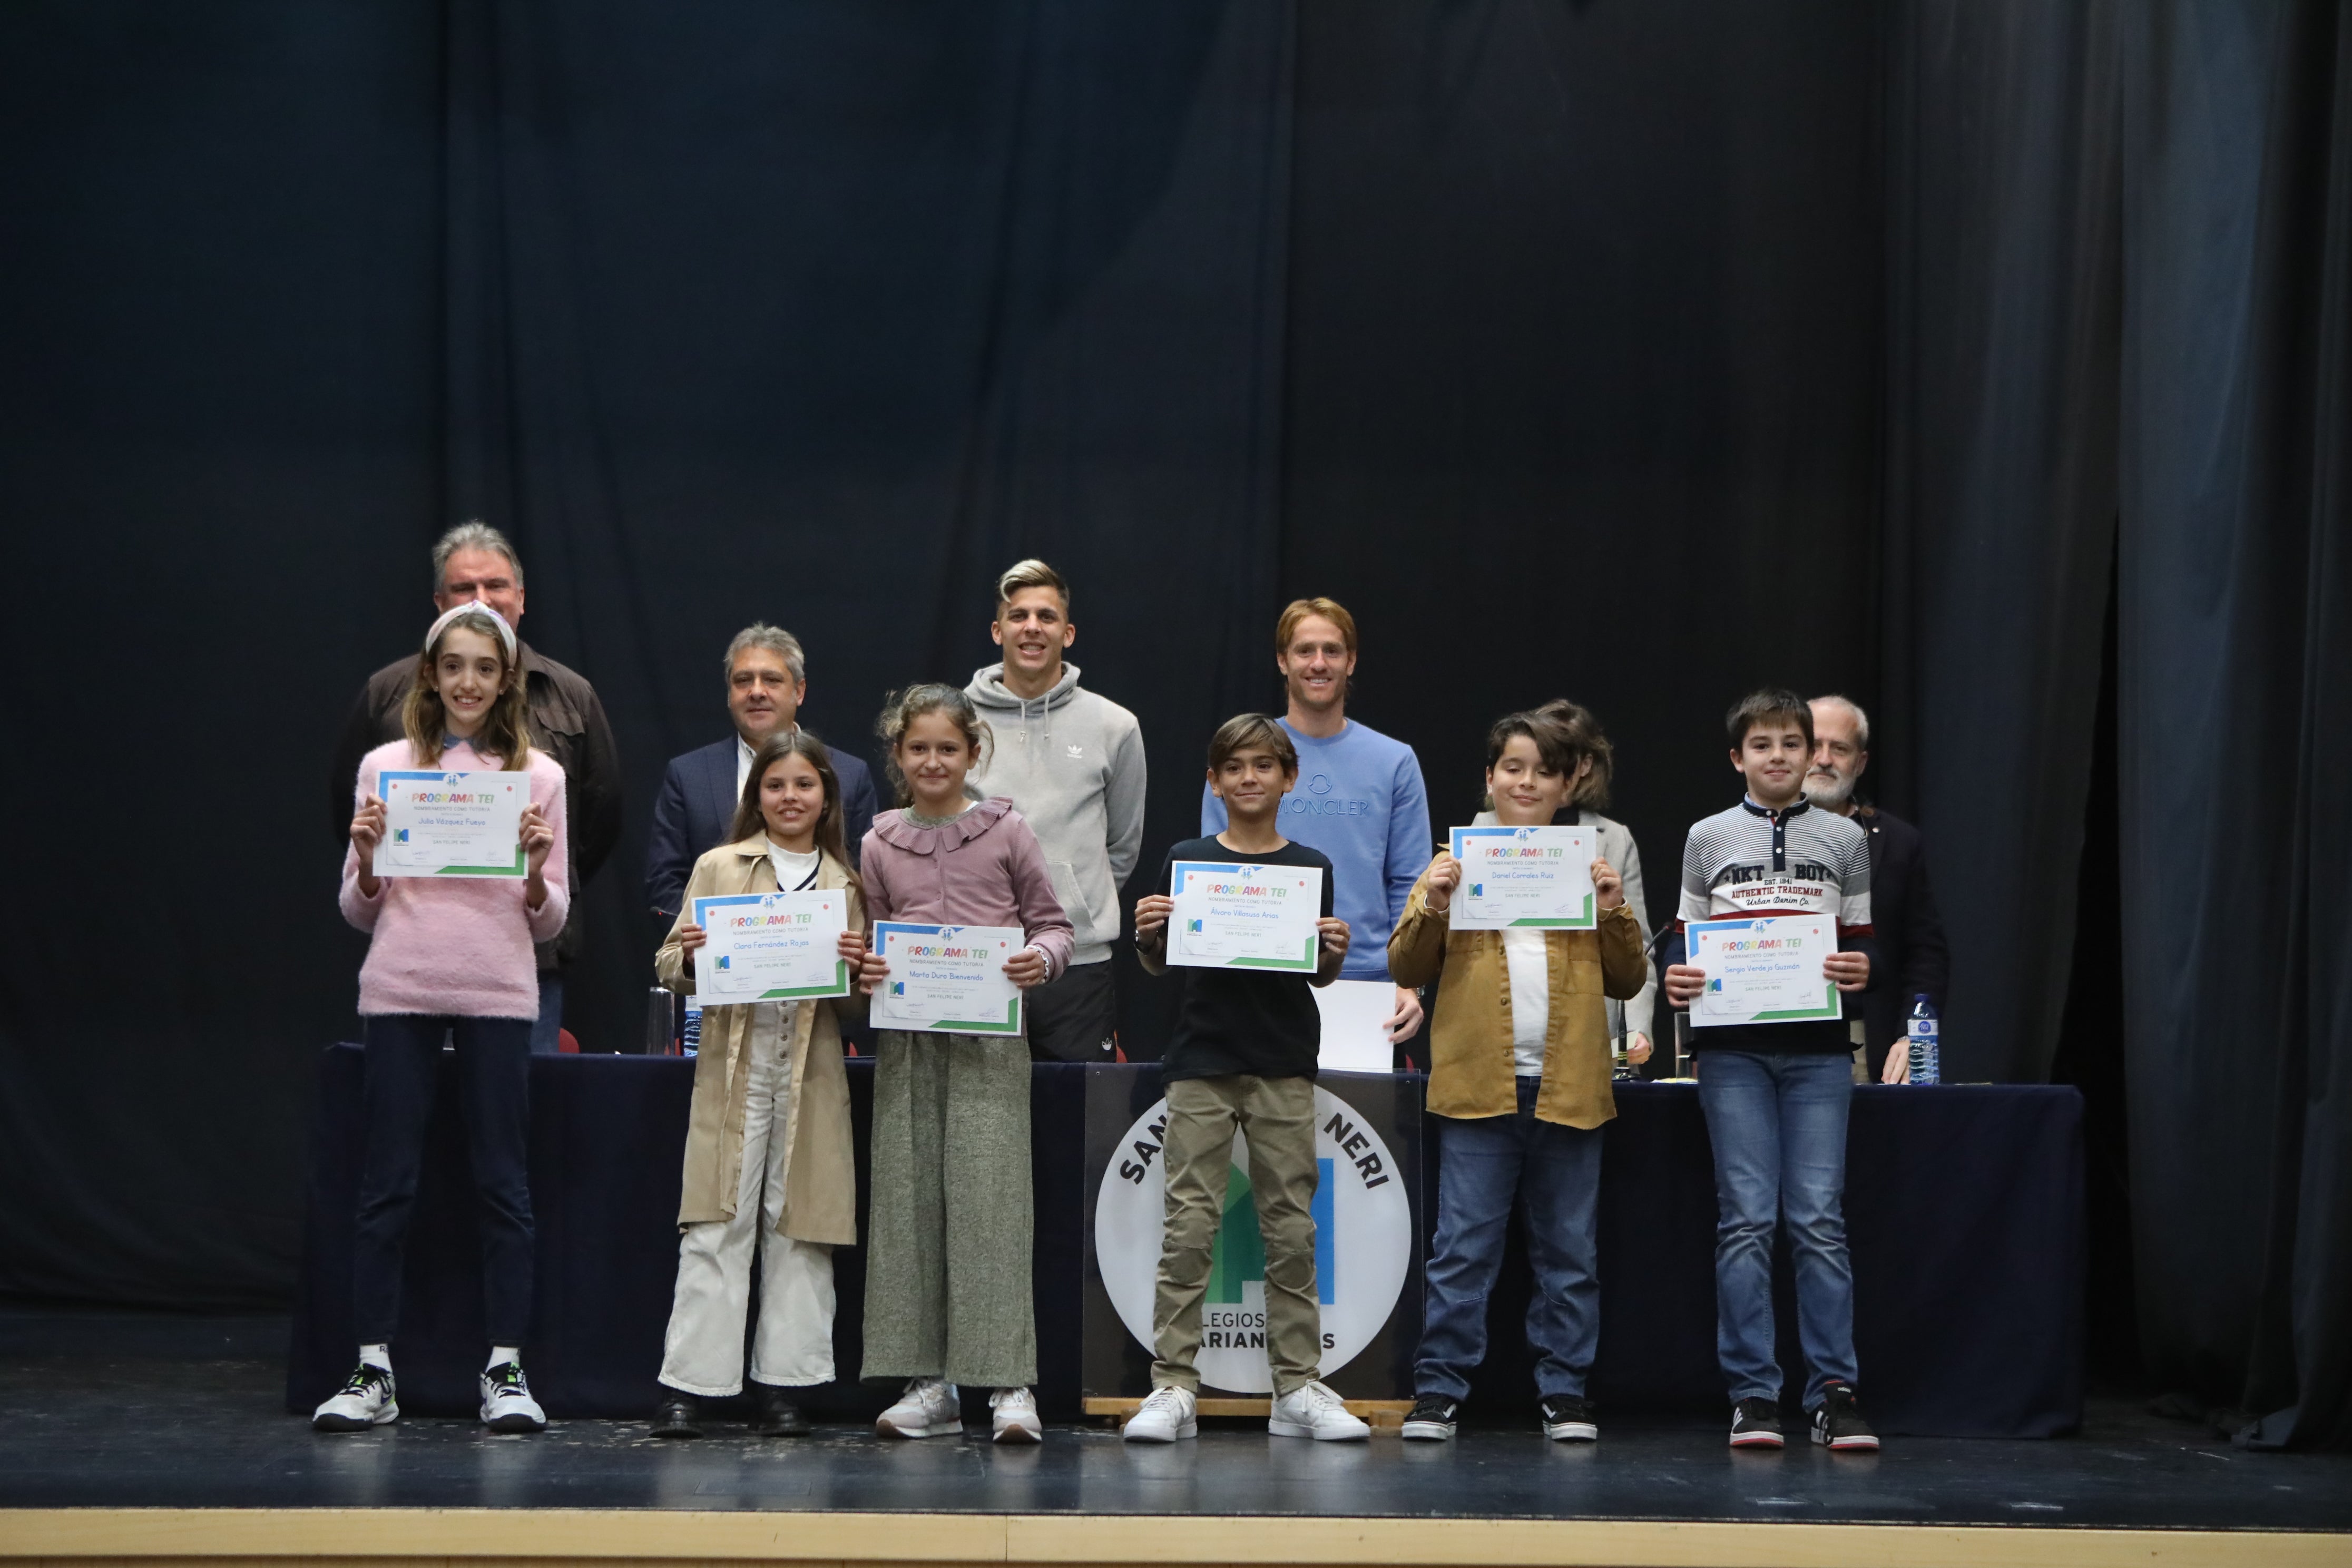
[850,684,1072,1445]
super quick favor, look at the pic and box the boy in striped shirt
[1664,689,1880,1453]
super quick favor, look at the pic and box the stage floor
[2,1307,2346,1536]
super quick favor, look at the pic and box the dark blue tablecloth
[288,1049,2081,1436]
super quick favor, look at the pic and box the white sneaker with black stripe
[312,1362,398,1432]
[479,1360,546,1433]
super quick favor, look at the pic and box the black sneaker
[1729,1397,1785,1448]
[1809,1383,1879,1452]
[1540,1394,1598,1442]
[1399,1393,1458,1441]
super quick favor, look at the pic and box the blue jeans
[529,973,564,1054]
[1696,1048,1857,1407]
[1414,1077,1604,1401]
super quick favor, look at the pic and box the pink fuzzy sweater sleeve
[525,755,570,943]
[339,744,394,933]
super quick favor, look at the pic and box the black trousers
[354,1014,535,1346]
[1025,959,1119,1062]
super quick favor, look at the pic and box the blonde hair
[996,557,1070,613]
[1276,596,1357,658]
[403,604,532,768]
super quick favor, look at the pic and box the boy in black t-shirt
[1121,715,1367,1444]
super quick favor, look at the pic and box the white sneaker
[875,1376,961,1438]
[479,1361,546,1433]
[312,1362,398,1432]
[1122,1385,1198,1443]
[1268,1380,1370,1441]
[989,1386,1042,1444]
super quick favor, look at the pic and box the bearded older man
[1806,696,1949,1082]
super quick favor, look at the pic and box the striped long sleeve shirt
[1667,796,1875,1054]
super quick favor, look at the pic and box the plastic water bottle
[1906,994,1941,1084]
[681,997,702,1060]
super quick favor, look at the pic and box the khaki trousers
[659,1003,836,1396]
[1152,1073,1324,1397]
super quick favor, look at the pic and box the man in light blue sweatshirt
[966,560,1148,1061]
[1201,597,1429,1052]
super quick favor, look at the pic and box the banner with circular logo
[1091,1085,1415,1394]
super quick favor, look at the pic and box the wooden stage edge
[2,1509,2344,1568]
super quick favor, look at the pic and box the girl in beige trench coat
[649,730,867,1438]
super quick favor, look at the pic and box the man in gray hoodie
[965,559,1149,1061]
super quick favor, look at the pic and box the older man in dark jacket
[328,522,624,1053]
[1807,695,1950,1081]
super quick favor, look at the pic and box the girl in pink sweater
[312,601,567,1438]
[853,684,1072,1444]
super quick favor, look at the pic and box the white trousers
[658,1003,836,1396]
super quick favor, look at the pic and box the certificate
[691,890,852,1003]
[871,923,1025,1036]
[1168,860,1323,972]
[1447,826,1596,930]
[1687,915,1842,1027]
[373,770,527,878]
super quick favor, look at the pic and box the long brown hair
[731,729,863,901]
[402,606,533,768]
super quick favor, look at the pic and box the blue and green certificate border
[1170,860,1320,971]
[376,769,526,877]
[1447,826,1596,929]
[691,891,853,1002]
[870,921,1024,1035]
[1685,915,1841,1025]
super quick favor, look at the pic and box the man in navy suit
[646,623,879,922]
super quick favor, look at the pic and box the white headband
[424,599,517,662]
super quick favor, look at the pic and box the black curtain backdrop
[2114,2,2352,1449]
[1,1,2345,1447]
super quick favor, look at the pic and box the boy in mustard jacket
[1391,709,1649,1441]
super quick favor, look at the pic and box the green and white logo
[1092,1089,1413,1394]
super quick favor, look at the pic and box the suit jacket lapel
[703,742,739,848]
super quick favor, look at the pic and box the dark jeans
[1414,1077,1604,1402]
[1696,1047,1858,1407]
[1025,958,1119,1062]
[354,1013,535,1346]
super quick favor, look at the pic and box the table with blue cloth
[287,1050,2082,1436]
